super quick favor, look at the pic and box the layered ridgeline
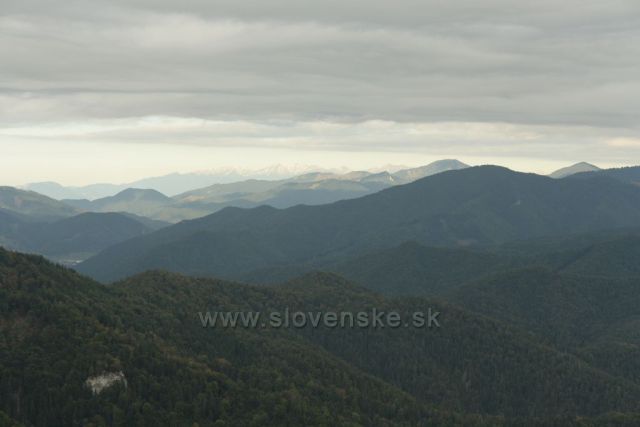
[78,166,640,282]
[28,160,468,200]
[0,186,169,265]
[0,186,78,221]
[0,211,166,265]
[62,188,198,224]
[61,160,469,222]
[0,249,448,426]
[319,231,640,398]
[449,261,640,391]
[3,249,640,426]
[175,160,469,212]
[25,171,260,200]
[0,161,467,262]
[572,165,640,186]
[321,229,640,297]
[168,160,469,216]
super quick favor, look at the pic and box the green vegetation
[3,249,640,425]
[77,166,640,282]
[0,249,483,426]
[0,212,158,264]
[329,241,507,295]
[572,165,640,186]
[6,166,640,425]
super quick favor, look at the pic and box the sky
[1,0,639,185]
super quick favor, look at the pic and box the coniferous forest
[3,1,640,425]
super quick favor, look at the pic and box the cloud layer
[1,0,640,182]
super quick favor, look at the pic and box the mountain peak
[550,162,601,179]
[113,188,170,201]
[394,159,469,183]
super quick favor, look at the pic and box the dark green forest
[4,167,640,426]
[3,247,640,426]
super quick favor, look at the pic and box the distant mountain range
[27,160,467,200]
[60,159,470,222]
[176,159,467,207]
[0,160,471,261]
[23,164,361,199]
[61,188,199,223]
[24,173,250,201]
[7,160,640,268]
[0,185,170,264]
[77,165,640,282]
[0,186,78,221]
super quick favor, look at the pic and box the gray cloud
[1,0,639,163]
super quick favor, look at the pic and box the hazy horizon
[3,158,621,189]
[2,1,639,185]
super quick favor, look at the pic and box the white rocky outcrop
[85,371,127,395]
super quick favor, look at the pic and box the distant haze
[1,1,639,184]
[24,159,470,204]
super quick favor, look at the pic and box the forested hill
[0,248,456,426]
[0,186,78,221]
[78,165,640,282]
[3,248,640,425]
[572,165,640,186]
[0,212,161,265]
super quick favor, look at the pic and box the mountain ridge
[0,186,79,221]
[0,211,160,265]
[6,248,640,424]
[77,165,640,282]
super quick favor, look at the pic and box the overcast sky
[1,0,639,185]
